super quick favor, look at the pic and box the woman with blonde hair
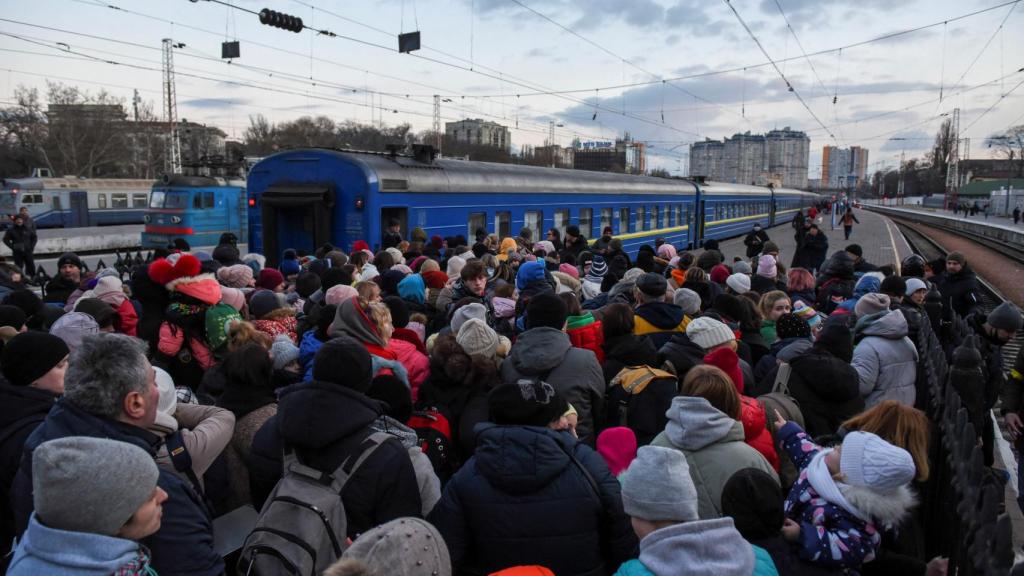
[841,399,930,481]
[758,291,792,345]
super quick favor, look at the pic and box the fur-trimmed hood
[840,483,917,527]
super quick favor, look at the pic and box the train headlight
[171,216,182,224]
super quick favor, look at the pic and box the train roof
[1,177,155,190]
[256,148,699,196]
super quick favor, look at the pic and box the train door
[694,200,706,246]
[260,185,335,267]
[69,191,89,228]
[380,207,408,250]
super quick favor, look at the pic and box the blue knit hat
[516,261,547,291]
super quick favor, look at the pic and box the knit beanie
[726,273,751,294]
[792,301,820,328]
[279,259,301,277]
[219,286,246,312]
[775,313,811,340]
[0,304,26,330]
[596,427,638,477]
[721,468,784,540]
[673,288,701,316]
[757,255,777,278]
[854,293,891,317]
[904,278,928,296]
[313,336,374,392]
[249,289,284,320]
[216,264,254,288]
[516,261,547,291]
[456,317,499,359]
[451,302,488,334]
[342,517,451,576]
[619,445,699,522]
[49,312,99,352]
[321,268,350,291]
[256,268,285,291]
[587,255,609,279]
[295,271,321,299]
[946,251,966,265]
[840,431,916,490]
[762,241,779,255]
[33,436,159,537]
[385,247,406,266]
[57,252,84,271]
[325,284,359,307]
[446,255,466,280]
[488,380,568,427]
[845,244,863,258]
[558,263,579,279]
[1,332,69,387]
[987,301,1024,332]
[814,322,854,363]
[383,296,410,329]
[270,334,301,370]
[732,260,753,275]
[685,316,735,350]
[525,291,568,330]
[420,258,441,274]
[154,366,178,431]
[709,264,731,285]
[879,275,906,297]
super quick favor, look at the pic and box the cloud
[182,98,251,109]
[572,0,665,30]
[665,0,730,37]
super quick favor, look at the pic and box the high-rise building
[445,119,511,150]
[688,127,809,188]
[821,145,869,188]
[572,136,647,174]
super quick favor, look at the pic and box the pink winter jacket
[390,338,430,402]
[158,322,215,371]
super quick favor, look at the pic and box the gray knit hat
[270,334,300,370]
[33,436,160,536]
[725,273,750,294]
[733,260,753,275]
[456,317,499,359]
[451,302,487,334]
[685,316,735,350]
[342,517,452,576]
[987,301,1023,332]
[49,312,99,352]
[620,446,699,522]
[840,431,916,490]
[854,293,891,318]
[673,288,701,316]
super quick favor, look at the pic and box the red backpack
[407,406,459,484]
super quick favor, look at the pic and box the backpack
[239,432,390,576]
[757,363,805,488]
[408,406,459,485]
[607,366,679,446]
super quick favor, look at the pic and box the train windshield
[0,189,15,213]
[149,191,165,208]
[149,190,189,209]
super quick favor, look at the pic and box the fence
[918,313,1015,575]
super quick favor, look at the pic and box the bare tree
[0,87,53,177]
[987,125,1024,177]
[44,82,130,177]
[928,118,954,183]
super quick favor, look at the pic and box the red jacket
[112,299,138,337]
[703,347,779,471]
[566,314,605,364]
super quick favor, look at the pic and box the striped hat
[792,301,821,328]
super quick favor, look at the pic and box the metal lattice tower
[432,95,442,152]
[162,38,182,175]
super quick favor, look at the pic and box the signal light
[259,9,304,33]
[248,198,256,207]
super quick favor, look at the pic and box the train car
[141,175,248,249]
[0,177,154,227]
[772,186,818,224]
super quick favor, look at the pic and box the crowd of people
[0,213,1022,576]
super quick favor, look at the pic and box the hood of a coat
[603,334,658,366]
[473,424,573,493]
[369,415,419,449]
[840,483,917,527]
[821,251,855,279]
[856,309,909,340]
[277,381,383,449]
[14,515,146,574]
[663,396,744,451]
[634,301,685,330]
[506,327,572,375]
[639,518,755,576]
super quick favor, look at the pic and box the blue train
[0,176,154,227]
[141,175,248,249]
[245,147,818,264]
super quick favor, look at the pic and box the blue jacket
[8,514,155,576]
[429,425,637,576]
[299,329,324,381]
[11,400,223,576]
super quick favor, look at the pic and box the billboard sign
[579,140,614,150]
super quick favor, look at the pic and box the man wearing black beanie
[248,335,421,536]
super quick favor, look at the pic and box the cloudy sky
[2,0,1022,176]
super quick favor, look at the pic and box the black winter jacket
[787,348,865,438]
[42,275,78,305]
[248,381,421,536]
[428,425,637,576]
[800,232,829,270]
[0,382,56,558]
[601,334,659,386]
[938,266,983,319]
[657,332,706,377]
[11,399,223,576]
[743,229,769,258]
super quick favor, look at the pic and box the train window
[635,206,645,232]
[20,194,42,204]
[553,209,569,237]
[204,192,215,209]
[149,191,165,208]
[661,205,669,228]
[132,193,148,208]
[468,212,487,240]
[524,210,542,243]
[600,208,612,233]
[164,193,188,209]
[111,193,128,209]
[193,194,203,210]
[52,196,61,210]
[672,205,680,227]
[619,208,630,234]
[650,206,658,231]
[579,208,592,237]
[495,211,511,239]
[97,193,107,209]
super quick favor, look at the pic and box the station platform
[0,224,143,258]
[710,208,913,271]
[865,204,1024,246]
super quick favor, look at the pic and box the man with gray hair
[10,333,223,576]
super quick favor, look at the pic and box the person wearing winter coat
[799,225,829,274]
[650,365,779,520]
[83,275,138,336]
[613,446,759,576]
[743,224,770,259]
[754,313,813,384]
[328,296,413,390]
[751,255,786,295]
[249,289,299,344]
[563,293,606,364]
[758,291,792,346]
[815,252,857,316]
[299,304,337,381]
[382,296,431,397]
[437,259,489,316]
[786,322,865,439]
[935,251,983,320]
[429,380,637,576]
[966,301,1023,467]
[500,292,605,444]
[43,252,84,306]
[632,273,690,350]
[774,415,918,571]
[2,216,35,276]
[249,336,422,534]
[852,309,919,408]
[11,334,223,576]
[0,332,68,559]
[7,437,167,576]
[601,303,659,386]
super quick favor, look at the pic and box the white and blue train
[246,147,818,264]
[0,177,154,227]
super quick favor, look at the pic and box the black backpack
[606,366,679,446]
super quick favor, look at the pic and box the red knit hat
[703,346,744,395]
[352,240,370,253]
[710,264,731,285]
[256,268,285,291]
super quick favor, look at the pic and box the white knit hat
[726,273,751,294]
[840,431,916,490]
[456,317,499,359]
[153,366,178,432]
[685,316,735,350]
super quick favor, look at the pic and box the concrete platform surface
[0,225,143,258]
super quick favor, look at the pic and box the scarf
[806,449,869,522]
[331,297,387,347]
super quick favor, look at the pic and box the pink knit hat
[219,286,246,312]
[216,264,255,288]
[757,254,777,278]
[596,427,638,477]
[325,284,359,306]
[558,263,579,279]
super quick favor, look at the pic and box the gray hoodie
[636,517,756,576]
[370,416,441,516]
[852,309,919,408]
[651,397,778,519]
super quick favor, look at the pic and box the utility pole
[162,39,182,175]
[432,95,442,153]
[897,150,905,205]
[945,107,960,209]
